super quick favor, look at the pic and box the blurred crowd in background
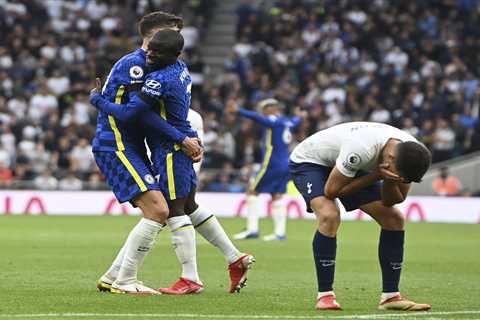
[0,0,479,194]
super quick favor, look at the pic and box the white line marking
[0,311,479,319]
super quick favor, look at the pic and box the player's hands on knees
[181,136,203,158]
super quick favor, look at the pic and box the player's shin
[115,218,163,285]
[271,198,287,237]
[312,230,337,294]
[379,229,404,296]
[190,206,242,264]
[167,215,200,283]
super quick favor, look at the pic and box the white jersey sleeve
[188,109,204,141]
[187,109,204,175]
[335,139,371,177]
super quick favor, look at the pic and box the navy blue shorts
[288,161,382,212]
[94,150,161,204]
[151,149,197,201]
[249,165,289,194]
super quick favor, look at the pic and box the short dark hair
[138,11,183,38]
[148,29,184,65]
[395,141,432,183]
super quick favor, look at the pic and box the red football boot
[315,293,342,310]
[228,254,256,293]
[159,278,204,295]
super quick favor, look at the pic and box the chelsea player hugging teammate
[91,28,254,295]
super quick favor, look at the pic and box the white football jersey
[188,109,204,174]
[290,122,418,177]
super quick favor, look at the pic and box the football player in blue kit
[92,12,202,295]
[226,99,305,241]
[91,29,255,295]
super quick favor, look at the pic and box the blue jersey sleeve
[90,92,148,121]
[139,76,166,103]
[238,108,277,127]
[289,116,302,128]
[138,109,187,143]
[90,92,187,144]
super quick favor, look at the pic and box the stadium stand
[0,0,479,193]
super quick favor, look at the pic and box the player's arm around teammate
[92,12,188,296]
[95,30,254,294]
[90,79,202,160]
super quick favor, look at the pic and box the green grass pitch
[0,215,479,320]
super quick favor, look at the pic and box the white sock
[190,206,242,264]
[246,195,259,233]
[381,291,400,302]
[102,244,126,282]
[271,198,287,236]
[167,215,200,283]
[317,291,335,299]
[115,218,163,285]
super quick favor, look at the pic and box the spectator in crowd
[59,171,83,191]
[0,0,479,192]
[33,168,58,190]
[0,160,13,188]
[70,138,93,178]
[432,119,456,162]
[432,167,462,196]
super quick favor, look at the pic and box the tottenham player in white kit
[289,122,432,311]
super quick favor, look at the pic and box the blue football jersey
[92,48,147,152]
[139,59,196,152]
[260,115,301,170]
[238,108,301,171]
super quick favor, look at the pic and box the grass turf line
[0,216,478,319]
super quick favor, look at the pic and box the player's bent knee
[310,197,340,235]
[135,191,169,223]
[142,205,168,223]
[310,197,338,217]
[184,201,199,215]
[382,207,405,230]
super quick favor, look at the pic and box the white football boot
[110,280,160,296]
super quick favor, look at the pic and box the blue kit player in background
[91,12,202,296]
[226,98,306,241]
[91,29,255,295]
